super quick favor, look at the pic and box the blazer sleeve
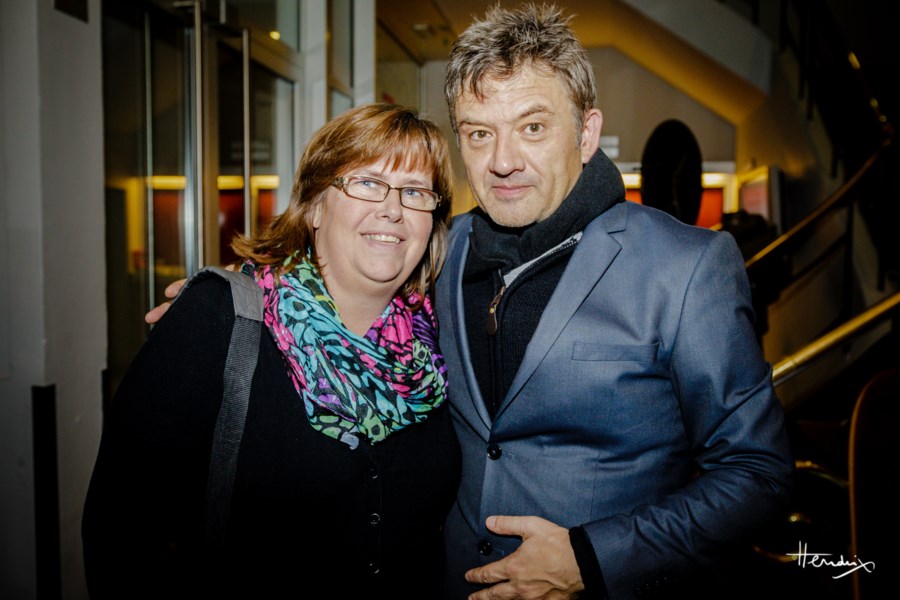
[580,232,794,599]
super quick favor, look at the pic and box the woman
[82,104,460,598]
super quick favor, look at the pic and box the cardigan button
[367,561,381,575]
[368,512,381,526]
[487,444,502,460]
[478,540,493,556]
[367,466,379,480]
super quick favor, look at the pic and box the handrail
[772,290,900,401]
[745,137,891,274]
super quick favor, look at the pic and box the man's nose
[489,133,525,176]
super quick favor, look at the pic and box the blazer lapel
[443,215,494,429]
[496,205,626,419]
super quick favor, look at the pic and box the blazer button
[367,561,381,575]
[487,443,502,460]
[478,540,493,556]
[368,512,381,526]
[367,466,379,480]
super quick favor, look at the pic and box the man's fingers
[144,302,171,324]
[164,278,187,299]
[486,515,549,538]
[466,563,507,586]
[486,515,523,537]
[467,581,516,600]
[145,277,186,323]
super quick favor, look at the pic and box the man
[435,4,792,599]
[146,5,793,598]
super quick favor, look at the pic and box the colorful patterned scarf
[245,256,448,449]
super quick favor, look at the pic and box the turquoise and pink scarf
[245,256,447,449]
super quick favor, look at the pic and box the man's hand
[143,279,186,324]
[465,516,584,600]
[144,264,237,324]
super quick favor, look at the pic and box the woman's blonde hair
[232,103,453,297]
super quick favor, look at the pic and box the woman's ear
[311,200,323,229]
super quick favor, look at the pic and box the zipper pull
[486,285,506,336]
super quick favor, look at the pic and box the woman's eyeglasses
[332,176,441,212]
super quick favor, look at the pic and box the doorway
[102,0,302,399]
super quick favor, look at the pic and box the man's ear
[580,109,603,164]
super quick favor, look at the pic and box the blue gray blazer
[436,202,793,599]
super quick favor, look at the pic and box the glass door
[102,1,194,396]
[212,36,300,265]
[102,0,302,398]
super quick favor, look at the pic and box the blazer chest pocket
[572,342,658,363]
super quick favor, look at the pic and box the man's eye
[469,130,489,141]
[525,123,543,134]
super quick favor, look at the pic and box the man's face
[454,65,602,227]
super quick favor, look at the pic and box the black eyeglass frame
[332,175,442,212]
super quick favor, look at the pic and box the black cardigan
[83,277,461,599]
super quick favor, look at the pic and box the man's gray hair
[444,3,596,134]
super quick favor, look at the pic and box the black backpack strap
[180,266,264,550]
